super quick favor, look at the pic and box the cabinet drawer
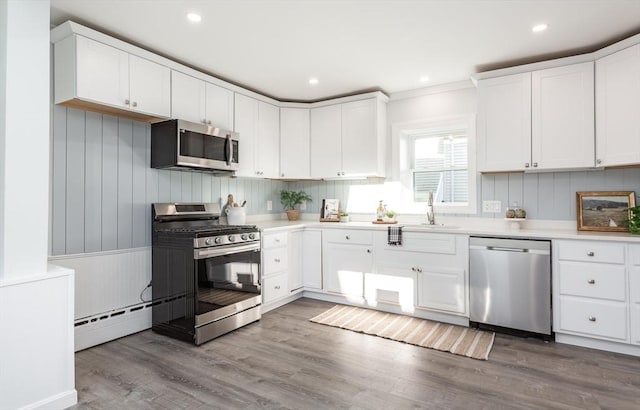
[263,272,289,304]
[558,261,626,301]
[556,241,624,264]
[263,247,288,276]
[262,232,288,249]
[325,229,373,245]
[558,297,628,341]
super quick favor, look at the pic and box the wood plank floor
[71,298,640,409]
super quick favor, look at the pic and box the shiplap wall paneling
[132,122,147,248]
[102,115,118,251]
[66,108,86,254]
[85,112,102,253]
[117,119,133,249]
[52,105,67,255]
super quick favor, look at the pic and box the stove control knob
[241,234,248,240]
[249,233,256,240]
[214,237,223,244]
[205,238,214,245]
[228,235,236,242]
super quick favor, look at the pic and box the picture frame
[576,191,636,232]
[320,198,340,222]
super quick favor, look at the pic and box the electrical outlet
[300,200,307,211]
[482,200,502,213]
[266,200,272,211]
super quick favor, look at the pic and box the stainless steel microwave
[151,119,239,174]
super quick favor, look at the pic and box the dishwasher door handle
[486,246,529,253]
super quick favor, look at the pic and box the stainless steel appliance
[151,119,239,173]
[469,236,552,338]
[152,202,261,345]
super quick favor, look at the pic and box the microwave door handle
[226,134,233,166]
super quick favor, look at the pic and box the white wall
[0,1,77,409]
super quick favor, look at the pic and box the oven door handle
[194,242,260,259]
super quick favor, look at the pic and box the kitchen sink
[404,223,461,230]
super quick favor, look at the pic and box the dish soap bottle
[376,200,385,221]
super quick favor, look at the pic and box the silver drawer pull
[274,258,280,263]
[366,249,371,253]
[275,238,281,242]
[411,267,417,272]
[587,251,595,257]
[274,285,280,290]
[417,267,422,273]
[587,279,595,284]
[345,235,350,240]
[588,316,596,322]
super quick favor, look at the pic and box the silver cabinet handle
[342,171,345,176]
[588,316,596,322]
[281,173,285,177]
[533,162,538,168]
[274,238,280,242]
[596,159,602,165]
[274,258,280,263]
[366,249,371,253]
[274,285,280,290]
[587,251,595,257]
[417,267,422,272]
[525,163,530,168]
[124,99,130,105]
[337,172,341,176]
[132,101,138,107]
[411,267,416,272]
[207,120,212,125]
[345,235,350,240]
[587,279,595,284]
[203,119,208,124]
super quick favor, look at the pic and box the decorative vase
[286,209,300,221]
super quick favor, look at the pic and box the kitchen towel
[388,226,402,245]
[310,305,495,360]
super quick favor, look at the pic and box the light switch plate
[482,200,502,213]
[267,200,273,211]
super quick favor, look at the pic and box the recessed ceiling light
[187,12,202,23]
[532,23,548,33]
[309,77,319,85]
[419,75,430,83]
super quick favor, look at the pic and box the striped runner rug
[310,305,495,360]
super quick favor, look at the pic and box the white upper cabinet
[477,62,595,172]
[532,62,595,170]
[310,95,386,179]
[596,44,640,168]
[279,108,311,179]
[55,35,170,119]
[171,71,234,130]
[310,104,342,178]
[477,73,532,172]
[234,94,280,178]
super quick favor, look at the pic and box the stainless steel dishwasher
[469,237,552,337]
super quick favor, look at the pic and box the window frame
[391,115,477,215]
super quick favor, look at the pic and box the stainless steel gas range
[152,203,261,345]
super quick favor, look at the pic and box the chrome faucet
[426,191,436,225]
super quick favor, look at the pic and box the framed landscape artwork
[576,191,636,232]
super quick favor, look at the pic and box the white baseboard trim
[75,306,151,351]
[20,389,77,410]
[262,291,304,314]
[555,333,640,357]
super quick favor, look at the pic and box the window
[391,115,476,214]
[412,131,468,203]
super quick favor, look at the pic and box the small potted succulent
[339,210,350,223]
[384,210,397,222]
[280,190,312,221]
[626,205,640,234]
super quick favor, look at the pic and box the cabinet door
[75,36,129,110]
[128,55,170,117]
[596,44,640,167]
[341,98,378,176]
[280,108,311,179]
[205,82,234,130]
[289,231,304,292]
[257,101,280,178]
[171,71,206,124]
[234,93,258,177]
[532,62,594,170]
[323,243,371,298]
[631,266,640,345]
[365,265,416,308]
[310,104,342,178]
[417,267,466,314]
[303,230,322,289]
[477,73,531,172]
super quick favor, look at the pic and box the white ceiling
[50,0,640,102]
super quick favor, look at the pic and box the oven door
[194,242,261,326]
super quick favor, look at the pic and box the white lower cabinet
[630,245,640,345]
[302,230,322,290]
[261,231,291,308]
[416,267,466,314]
[323,230,373,299]
[263,272,289,305]
[289,230,304,292]
[554,240,631,344]
[364,266,416,308]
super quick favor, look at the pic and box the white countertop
[252,215,640,243]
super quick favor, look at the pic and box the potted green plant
[626,205,640,234]
[339,210,350,223]
[384,210,396,222]
[280,190,312,221]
